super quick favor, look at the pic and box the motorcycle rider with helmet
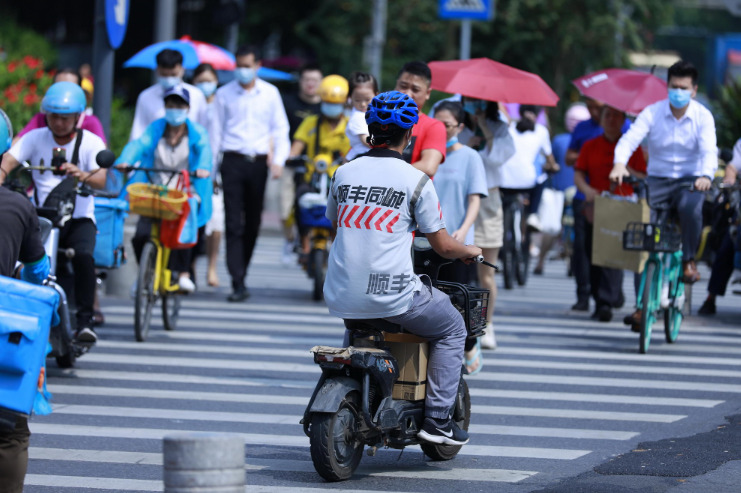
[0,82,107,343]
[289,74,351,260]
[324,91,481,445]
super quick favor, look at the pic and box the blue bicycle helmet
[41,81,86,115]
[0,109,12,154]
[365,90,419,129]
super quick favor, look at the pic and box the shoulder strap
[408,174,430,221]
[71,129,84,165]
[313,114,323,156]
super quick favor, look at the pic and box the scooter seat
[344,318,403,337]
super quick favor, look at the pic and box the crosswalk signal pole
[460,19,471,60]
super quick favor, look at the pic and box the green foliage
[715,78,741,149]
[108,97,134,157]
[0,11,56,64]
[0,56,54,135]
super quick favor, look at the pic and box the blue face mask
[321,102,344,119]
[668,88,692,109]
[158,76,181,90]
[446,136,459,147]
[235,67,256,85]
[463,100,486,114]
[196,81,217,98]
[165,108,188,126]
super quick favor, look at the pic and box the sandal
[92,310,105,327]
[464,339,483,376]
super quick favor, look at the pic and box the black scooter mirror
[95,149,116,169]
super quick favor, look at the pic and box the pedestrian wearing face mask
[210,45,291,302]
[117,86,213,292]
[288,75,351,263]
[129,49,209,141]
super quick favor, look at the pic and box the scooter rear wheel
[309,391,363,481]
[421,377,471,461]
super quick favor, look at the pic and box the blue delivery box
[0,275,58,415]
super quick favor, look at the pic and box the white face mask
[196,81,217,98]
[158,76,181,90]
[235,67,256,85]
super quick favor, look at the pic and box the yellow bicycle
[122,167,193,342]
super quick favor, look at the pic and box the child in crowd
[344,72,379,161]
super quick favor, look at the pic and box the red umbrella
[428,58,559,107]
[571,69,667,115]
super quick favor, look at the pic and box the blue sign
[106,0,129,49]
[439,0,494,21]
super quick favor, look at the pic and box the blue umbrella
[123,37,236,70]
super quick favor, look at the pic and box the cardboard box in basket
[383,332,428,401]
[592,195,650,273]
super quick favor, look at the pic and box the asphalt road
[24,232,741,492]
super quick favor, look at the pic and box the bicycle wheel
[134,242,157,342]
[516,238,530,286]
[311,248,325,301]
[162,292,181,331]
[638,262,657,354]
[664,268,684,343]
[502,207,515,290]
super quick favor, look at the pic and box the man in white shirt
[0,82,107,343]
[210,45,291,301]
[129,49,208,141]
[611,60,717,285]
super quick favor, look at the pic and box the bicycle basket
[623,222,681,253]
[435,281,489,338]
[126,183,187,220]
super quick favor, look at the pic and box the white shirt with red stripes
[324,148,445,319]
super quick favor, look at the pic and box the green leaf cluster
[716,78,741,149]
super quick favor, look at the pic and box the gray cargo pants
[384,281,467,420]
[647,176,704,262]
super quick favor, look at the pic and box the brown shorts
[474,187,503,248]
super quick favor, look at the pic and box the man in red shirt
[575,105,647,322]
[394,61,446,176]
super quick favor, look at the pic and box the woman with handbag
[116,86,212,292]
[458,97,515,350]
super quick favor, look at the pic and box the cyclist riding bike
[115,86,212,292]
[611,60,717,325]
[324,90,481,446]
[288,74,351,261]
[0,82,107,344]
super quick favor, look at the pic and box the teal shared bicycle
[623,220,684,354]
[622,178,697,354]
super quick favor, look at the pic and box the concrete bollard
[163,433,245,493]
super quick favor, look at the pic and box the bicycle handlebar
[114,165,200,177]
[472,255,499,271]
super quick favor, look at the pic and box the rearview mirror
[96,149,116,169]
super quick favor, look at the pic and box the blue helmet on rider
[0,109,12,155]
[41,81,86,115]
[365,90,419,129]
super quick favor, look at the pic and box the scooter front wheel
[309,391,363,481]
[421,377,471,461]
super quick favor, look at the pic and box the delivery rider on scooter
[323,91,481,445]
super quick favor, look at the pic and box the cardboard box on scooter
[383,332,429,401]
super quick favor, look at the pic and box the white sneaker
[281,240,296,266]
[480,323,497,350]
[526,213,541,231]
[178,276,196,293]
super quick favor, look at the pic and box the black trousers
[0,413,29,493]
[584,220,624,308]
[57,218,96,327]
[220,152,269,289]
[707,230,735,297]
[572,198,591,302]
